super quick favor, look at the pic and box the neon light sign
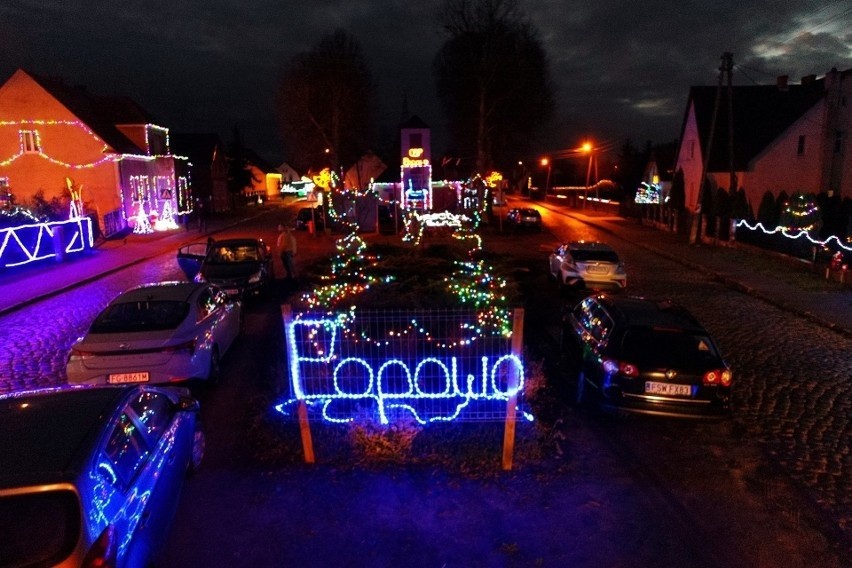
[276,316,530,425]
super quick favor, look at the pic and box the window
[104,412,149,486]
[197,288,218,321]
[797,135,806,155]
[130,391,174,441]
[91,301,189,333]
[834,131,843,154]
[20,130,40,153]
[689,140,695,159]
[0,178,10,210]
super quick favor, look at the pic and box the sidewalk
[528,197,852,339]
[0,208,273,316]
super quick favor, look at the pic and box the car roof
[114,281,204,303]
[567,241,615,252]
[0,387,130,485]
[593,294,705,331]
[210,238,263,247]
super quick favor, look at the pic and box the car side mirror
[178,396,201,412]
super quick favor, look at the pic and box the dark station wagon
[563,294,732,419]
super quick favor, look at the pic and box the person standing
[277,223,297,280]
[196,198,208,232]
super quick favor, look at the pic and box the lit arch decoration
[0,217,93,268]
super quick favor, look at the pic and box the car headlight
[248,270,263,284]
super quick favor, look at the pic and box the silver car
[67,281,242,386]
[549,241,627,290]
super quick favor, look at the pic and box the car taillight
[602,358,639,378]
[703,369,732,386]
[69,348,95,361]
[164,340,196,356]
[82,525,117,568]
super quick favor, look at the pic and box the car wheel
[207,347,221,385]
[188,424,206,476]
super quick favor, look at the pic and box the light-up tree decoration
[779,193,821,235]
[132,202,153,235]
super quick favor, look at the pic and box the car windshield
[618,328,720,367]
[208,245,257,263]
[571,249,619,263]
[90,301,189,333]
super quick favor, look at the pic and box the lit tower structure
[400,116,432,211]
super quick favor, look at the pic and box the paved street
[0,199,850,559]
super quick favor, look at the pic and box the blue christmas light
[276,315,528,425]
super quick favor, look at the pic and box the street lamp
[540,157,551,198]
[582,142,594,209]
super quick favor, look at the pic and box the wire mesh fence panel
[281,308,527,424]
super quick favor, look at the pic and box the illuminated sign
[277,316,529,425]
[402,156,430,168]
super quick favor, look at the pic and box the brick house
[675,67,851,215]
[0,68,189,236]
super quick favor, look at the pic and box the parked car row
[510,203,732,420]
[0,234,260,566]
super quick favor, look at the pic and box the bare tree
[276,29,376,174]
[433,0,554,174]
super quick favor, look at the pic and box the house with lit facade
[0,68,189,236]
[675,67,851,215]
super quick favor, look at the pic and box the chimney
[777,75,788,91]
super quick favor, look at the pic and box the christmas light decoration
[736,220,852,253]
[276,315,528,425]
[0,217,93,268]
[635,182,662,204]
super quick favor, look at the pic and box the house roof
[401,115,430,130]
[25,70,156,155]
[685,79,825,171]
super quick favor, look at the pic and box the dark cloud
[1,0,849,163]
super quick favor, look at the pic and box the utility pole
[689,52,733,245]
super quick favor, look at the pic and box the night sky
[2,1,850,165]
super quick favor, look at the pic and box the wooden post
[502,308,525,471]
[282,304,315,464]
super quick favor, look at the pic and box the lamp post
[540,157,551,199]
[582,142,594,209]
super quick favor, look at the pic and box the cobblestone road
[1,217,849,549]
[0,253,183,393]
[570,223,852,547]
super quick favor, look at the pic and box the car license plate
[108,372,150,384]
[587,265,608,274]
[645,381,691,396]
[225,289,239,296]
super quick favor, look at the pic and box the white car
[548,241,627,290]
[67,281,242,386]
